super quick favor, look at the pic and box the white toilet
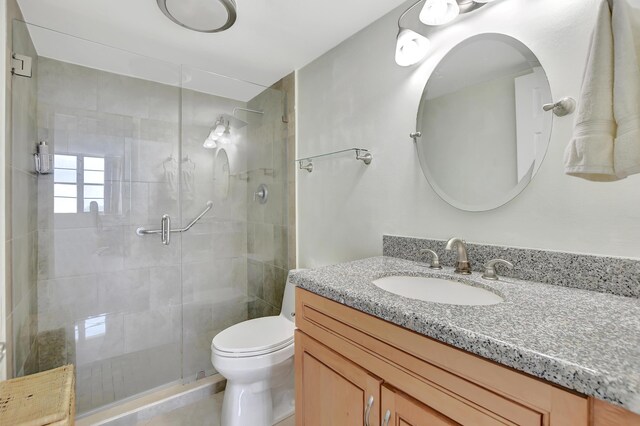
[211,271,299,426]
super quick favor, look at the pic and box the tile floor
[137,392,294,425]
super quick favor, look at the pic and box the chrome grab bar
[161,214,171,245]
[136,201,214,240]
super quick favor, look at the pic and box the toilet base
[222,380,273,426]
[218,356,295,426]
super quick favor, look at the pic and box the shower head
[157,0,237,33]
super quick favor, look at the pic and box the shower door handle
[161,214,171,245]
[136,201,214,245]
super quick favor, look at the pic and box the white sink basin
[372,276,503,306]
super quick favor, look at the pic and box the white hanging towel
[564,0,617,181]
[612,0,640,178]
[565,0,640,180]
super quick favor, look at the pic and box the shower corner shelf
[296,148,372,173]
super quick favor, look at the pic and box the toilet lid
[212,315,294,356]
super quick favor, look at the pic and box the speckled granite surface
[290,256,640,413]
[384,235,640,298]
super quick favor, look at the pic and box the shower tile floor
[137,392,295,426]
[76,343,181,413]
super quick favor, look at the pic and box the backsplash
[383,235,640,298]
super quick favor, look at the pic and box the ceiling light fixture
[419,0,460,26]
[157,0,237,33]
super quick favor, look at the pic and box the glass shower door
[13,21,185,414]
[180,66,289,381]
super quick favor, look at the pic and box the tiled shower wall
[246,74,295,317]
[6,8,39,378]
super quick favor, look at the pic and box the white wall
[297,0,640,268]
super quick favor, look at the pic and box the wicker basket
[0,365,75,426]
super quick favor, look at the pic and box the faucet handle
[419,249,442,270]
[482,259,514,280]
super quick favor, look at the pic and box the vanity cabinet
[295,288,639,426]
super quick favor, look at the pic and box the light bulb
[419,0,460,26]
[218,124,232,144]
[203,137,218,149]
[395,29,431,67]
[213,117,226,136]
[203,129,218,149]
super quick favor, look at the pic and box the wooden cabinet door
[381,385,460,426]
[295,330,382,426]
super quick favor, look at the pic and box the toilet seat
[212,316,294,358]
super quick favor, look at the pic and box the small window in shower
[54,154,78,213]
[83,156,105,213]
[75,314,107,341]
[53,154,105,213]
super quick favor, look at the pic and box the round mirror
[416,33,553,211]
[213,147,230,200]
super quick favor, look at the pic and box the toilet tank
[280,269,305,323]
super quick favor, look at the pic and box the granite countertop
[290,256,640,414]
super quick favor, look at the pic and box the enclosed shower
[7,19,294,416]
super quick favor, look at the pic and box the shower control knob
[254,184,268,204]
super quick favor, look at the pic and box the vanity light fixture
[213,116,226,136]
[218,122,232,144]
[395,0,432,67]
[203,131,218,149]
[396,0,501,66]
[395,28,431,67]
[204,116,226,149]
[419,0,460,26]
[419,0,497,26]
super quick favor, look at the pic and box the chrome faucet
[445,237,471,275]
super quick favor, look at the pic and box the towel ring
[543,97,576,117]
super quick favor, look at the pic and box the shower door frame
[0,0,8,382]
